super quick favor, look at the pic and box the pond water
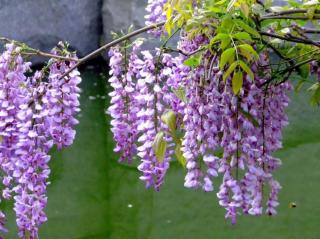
[2,69,320,239]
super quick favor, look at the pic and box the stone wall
[0,0,149,59]
[0,0,292,60]
[0,0,102,58]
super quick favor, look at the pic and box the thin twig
[259,31,320,47]
[22,51,78,62]
[59,21,166,80]
[300,27,320,34]
[0,37,78,62]
[281,58,315,75]
[261,9,320,18]
[261,15,320,20]
[261,58,315,87]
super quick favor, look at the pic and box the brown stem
[0,37,78,62]
[261,15,320,20]
[22,51,78,62]
[259,31,320,47]
[261,9,320,18]
[300,27,320,34]
[261,58,315,87]
[59,21,166,80]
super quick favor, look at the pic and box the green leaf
[214,0,227,5]
[235,20,260,38]
[223,61,238,82]
[210,33,230,44]
[183,55,202,68]
[220,17,235,31]
[270,6,284,12]
[239,108,260,128]
[270,38,284,44]
[238,60,254,80]
[303,0,319,6]
[161,111,177,133]
[175,144,186,168]
[227,0,237,11]
[238,44,259,61]
[210,33,231,51]
[233,32,252,41]
[152,131,167,163]
[288,0,301,7]
[240,3,250,18]
[232,71,243,95]
[220,38,231,50]
[309,83,320,106]
[298,63,310,79]
[280,27,291,34]
[219,48,235,70]
[172,86,187,103]
[165,5,174,35]
[295,79,307,93]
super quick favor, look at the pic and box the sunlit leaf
[270,6,284,12]
[227,0,237,11]
[183,55,202,68]
[161,111,177,133]
[235,20,260,38]
[299,63,310,79]
[238,44,259,60]
[214,0,227,5]
[220,48,235,70]
[303,0,319,6]
[172,87,187,103]
[175,144,186,168]
[223,61,238,82]
[238,60,254,80]
[233,32,252,41]
[232,71,243,95]
[152,131,167,163]
[240,3,250,18]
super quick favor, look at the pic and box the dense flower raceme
[107,42,141,164]
[145,0,168,36]
[0,44,81,238]
[108,32,294,223]
[108,42,176,191]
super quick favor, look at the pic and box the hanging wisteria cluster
[1,0,320,238]
[107,0,320,225]
[0,43,81,238]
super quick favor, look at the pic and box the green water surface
[2,69,320,239]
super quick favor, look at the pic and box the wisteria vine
[108,0,320,225]
[0,43,81,238]
[1,0,320,238]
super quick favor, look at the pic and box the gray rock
[102,0,146,42]
[102,0,176,52]
[0,0,102,61]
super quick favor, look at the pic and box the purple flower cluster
[145,0,167,25]
[145,0,168,36]
[107,41,142,164]
[108,31,292,223]
[135,50,172,191]
[0,43,81,238]
[44,52,81,150]
[214,51,292,222]
[0,44,32,235]
[108,42,178,191]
